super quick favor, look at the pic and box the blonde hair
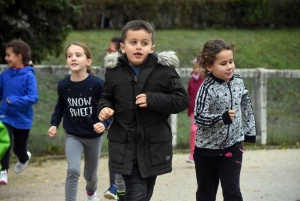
[65,41,95,75]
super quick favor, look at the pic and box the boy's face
[120,29,155,66]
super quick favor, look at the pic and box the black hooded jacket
[97,51,189,178]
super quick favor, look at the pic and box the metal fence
[0,65,299,154]
[176,67,300,146]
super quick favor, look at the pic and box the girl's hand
[228,110,236,120]
[48,126,58,138]
[6,97,11,104]
[93,122,105,133]
[136,94,147,107]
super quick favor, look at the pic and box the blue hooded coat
[0,66,38,129]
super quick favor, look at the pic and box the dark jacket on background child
[97,51,189,178]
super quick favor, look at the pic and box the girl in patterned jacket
[194,39,256,201]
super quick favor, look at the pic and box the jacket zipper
[220,82,233,149]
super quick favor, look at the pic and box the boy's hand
[136,94,147,107]
[48,126,58,138]
[93,122,105,133]
[99,107,114,121]
[228,110,236,120]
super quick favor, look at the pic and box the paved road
[0,149,300,201]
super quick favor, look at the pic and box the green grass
[41,29,300,69]
[28,29,300,156]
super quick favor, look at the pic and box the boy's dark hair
[121,20,155,44]
[5,39,33,67]
[111,36,122,50]
[196,39,235,78]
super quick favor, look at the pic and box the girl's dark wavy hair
[196,39,235,78]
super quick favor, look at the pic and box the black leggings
[0,123,30,170]
[194,147,243,201]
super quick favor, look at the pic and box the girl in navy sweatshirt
[48,42,111,201]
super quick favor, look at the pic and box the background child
[103,35,126,201]
[48,42,112,201]
[98,20,189,200]
[0,39,38,185]
[186,58,204,163]
[194,39,256,201]
[0,122,10,172]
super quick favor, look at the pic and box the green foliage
[0,0,81,64]
[70,0,300,30]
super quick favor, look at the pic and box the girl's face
[5,47,23,68]
[192,63,200,75]
[66,45,92,74]
[206,49,235,83]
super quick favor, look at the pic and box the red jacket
[187,76,204,116]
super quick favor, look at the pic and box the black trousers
[122,163,157,201]
[194,147,243,201]
[0,123,30,171]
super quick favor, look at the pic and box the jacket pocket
[107,130,127,164]
[149,132,172,166]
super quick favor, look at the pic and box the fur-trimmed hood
[103,51,180,69]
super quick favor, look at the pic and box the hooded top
[98,51,190,178]
[0,66,38,129]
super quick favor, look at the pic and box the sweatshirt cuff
[244,135,256,143]
[222,111,232,125]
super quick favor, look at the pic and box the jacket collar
[103,51,180,69]
[210,73,234,83]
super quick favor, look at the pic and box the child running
[186,58,204,163]
[48,41,112,201]
[103,35,126,201]
[194,39,256,201]
[98,20,190,201]
[0,39,38,185]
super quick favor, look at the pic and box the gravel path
[0,149,300,201]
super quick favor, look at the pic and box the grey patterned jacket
[194,73,256,149]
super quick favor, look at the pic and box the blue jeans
[122,163,157,201]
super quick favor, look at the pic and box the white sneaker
[14,151,31,174]
[0,170,8,185]
[86,192,100,201]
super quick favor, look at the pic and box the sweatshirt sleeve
[97,72,115,116]
[241,87,256,143]
[50,83,65,127]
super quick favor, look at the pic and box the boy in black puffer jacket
[97,20,189,201]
